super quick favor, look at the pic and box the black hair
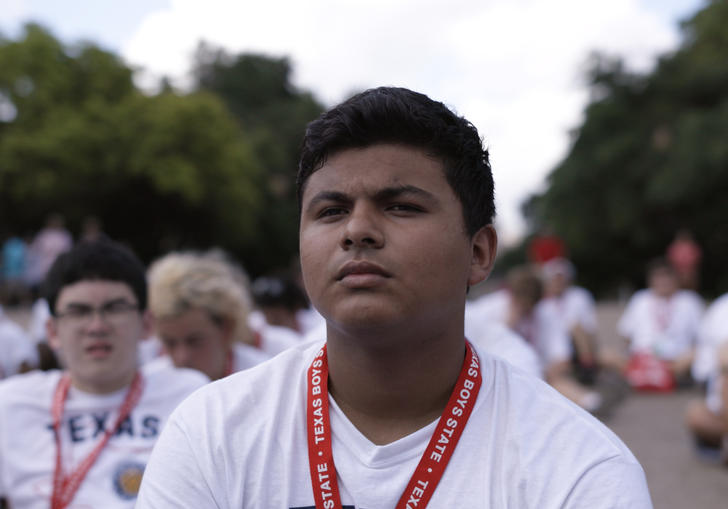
[646,257,676,277]
[251,274,309,312]
[297,86,495,236]
[43,240,148,315]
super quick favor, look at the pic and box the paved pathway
[596,302,727,509]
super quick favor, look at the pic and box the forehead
[155,307,217,332]
[56,280,137,307]
[302,144,450,199]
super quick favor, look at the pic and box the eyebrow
[305,185,437,213]
[60,297,136,310]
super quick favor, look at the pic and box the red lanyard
[51,372,144,509]
[306,341,482,509]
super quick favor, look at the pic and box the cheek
[300,239,328,292]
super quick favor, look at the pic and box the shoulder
[0,369,60,405]
[628,289,651,304]
[675,290,704,310]
[0,319,30,343]
[470,326,542,379]
[141,361,210,397]
[567,286,595,303]
[705,294,728,323]
[259,324,302,355]
[477,351,638,462]
[232,342,271,370]
[170,340,322,424]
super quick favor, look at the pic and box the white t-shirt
[617,289,704,360]
[0,312,38,379]
[466,290,571,366]
[463,306,542,378]
[539,286,598,335]
[256,324,302,357]
[137,341,652,508]
[0,362,208,508]
[28,298,52,345]
[691,294,728,412]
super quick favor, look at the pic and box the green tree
[523,0,728,297]
[192,44,325,274]
[0,24,263,264]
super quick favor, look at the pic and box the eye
[186,336,204,348]
[317,206,348,219]
[387,203,423,213]
[66,307,93,319]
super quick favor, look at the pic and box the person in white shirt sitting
[685,293,728,463]
[539,258,600,384]
[618,258,704,384]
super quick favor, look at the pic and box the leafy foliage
[523,0,728,297]
[0,25,325,275]
[192,44,324,274]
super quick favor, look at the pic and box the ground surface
[596,302,727,509]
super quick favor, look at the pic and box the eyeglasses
[55,300,140,327]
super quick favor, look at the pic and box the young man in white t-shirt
[618,259,704,381]
[137,87,652,508]
[685,293,728,462]
[0,240,208,509]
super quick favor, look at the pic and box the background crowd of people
[2,217,726,471]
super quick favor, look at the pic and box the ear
[468,225,498,287]
[46,316,60,351]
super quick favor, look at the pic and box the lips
[86,342,113,358]
[336,260,391,283]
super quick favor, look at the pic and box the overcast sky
[2,0,706,245]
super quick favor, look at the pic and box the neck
[325,327,466,445]
[70,369,137,395]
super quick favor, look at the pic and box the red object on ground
[624,353,676,393]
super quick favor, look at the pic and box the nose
[170,345,195,369]
[340,204,384,249]
[84,310,111,334]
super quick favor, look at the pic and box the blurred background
[1,0,724,295]
[1,1,727,506]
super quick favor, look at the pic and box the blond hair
[147,250,254,344]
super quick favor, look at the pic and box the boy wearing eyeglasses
[0,240,208,508]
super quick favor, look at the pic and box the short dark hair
[43,240,148,315]
[646,257,676,278]
[297,86,495,236]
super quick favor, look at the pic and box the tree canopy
[0,25,324,275]
[522,0,728,297]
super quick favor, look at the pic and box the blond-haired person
[146,251,271,381]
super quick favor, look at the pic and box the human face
[649,268,678,298]
[47,280,148,394]
[153,307,232,380]
[299,143,496,341]
[545,273,569,297]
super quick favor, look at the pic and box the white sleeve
[536,307,571,364]
[617,295,639,339]
[563,457,653,508]
[136,410,221,508]
[575,290,598,333]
